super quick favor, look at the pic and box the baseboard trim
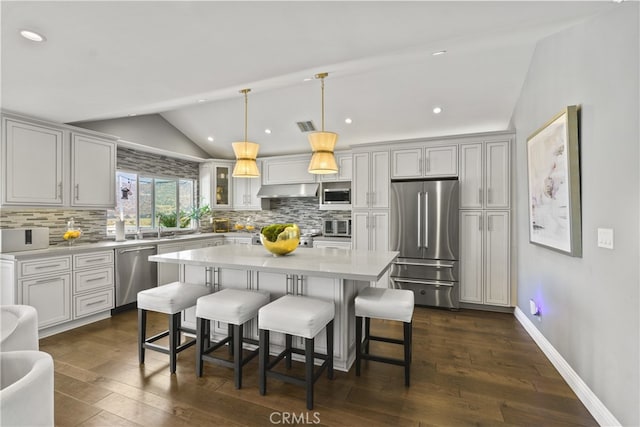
[514,307,621,427]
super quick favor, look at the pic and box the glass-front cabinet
[200,160,234,210]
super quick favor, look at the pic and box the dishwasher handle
[118,246,156,254]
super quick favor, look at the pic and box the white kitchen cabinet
[233,161,262,210]
[459,140,510,210]
[352,210,389,287]
[2,117,65,206]
[72,250,115,318]
[156,243,183,285]
[261,154,316,185]
[391,145,458,179]
[200,161,234,210]
[319,152,352,182]
[21,273,72,329]
[459,210,510,306]
[352,150,389,209]
[71,133,116,207]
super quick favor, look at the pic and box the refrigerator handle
[417,192,422,249]
[423,191,429,248]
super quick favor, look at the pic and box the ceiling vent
[296,121,316,132]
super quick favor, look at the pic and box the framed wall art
[526,105,582,257]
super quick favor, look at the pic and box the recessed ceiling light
[432,107,443,114]
[264,129,272,134]
[303,77,313,82]
[345,118,353,124]
[197,99,206,103]
[432,50,447,56]
[19,29,46,42]
[207,136,214,142]
[128,113,137,117]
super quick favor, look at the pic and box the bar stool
[258,295,334,410]
[0,305,39,352]
[137,282,211,374]
[195,288,270,389]
[355,287,414,386]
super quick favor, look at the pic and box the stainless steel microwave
[324,219,351,237]
[322,188,350,204]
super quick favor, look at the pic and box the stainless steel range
[251,232,319,248]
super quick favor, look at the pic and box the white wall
[511,4,639,425]
[73,114,210,159]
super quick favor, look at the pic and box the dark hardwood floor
[40,306,598,426]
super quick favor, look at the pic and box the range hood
[257,183,319,198]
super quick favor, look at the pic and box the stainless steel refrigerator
[390,179,459,309]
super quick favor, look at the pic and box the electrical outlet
[597,228,614,249]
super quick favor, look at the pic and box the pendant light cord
[320,76,325,132]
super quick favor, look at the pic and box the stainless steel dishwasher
[114,245,158,311]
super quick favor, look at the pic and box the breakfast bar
[149,245,399,371]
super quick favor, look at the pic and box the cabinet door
[352,153,370,209]
[199,163,213,207]
[459,211,483,303]
[485,141,510,209]
[232,161,262,210]
[156,243,183,285]
[484,211,510,306]
[21,274,72,329]
[262,155,316,185]
[3,118,64,205]
[370,211,389,252]
[459,143,483,209]
[320,153,352,182]
[370,151,389,209]
[212,163,233,209]
[391,148,422,179]
[424,145,458,177]
[351,210,370,250]
[71,134,116,207]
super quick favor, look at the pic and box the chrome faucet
[157,225,163,239]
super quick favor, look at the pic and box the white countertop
[0,232,228,260]
[149,245,398,282]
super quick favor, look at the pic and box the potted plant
[185,204,211,230]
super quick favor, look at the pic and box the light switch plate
[597,228,614,249]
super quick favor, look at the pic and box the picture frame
[526,105,582,257]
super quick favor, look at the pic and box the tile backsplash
[0,208,107,246]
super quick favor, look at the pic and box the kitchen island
[149,244,398,371]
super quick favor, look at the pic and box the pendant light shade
[232,89,260,178]
[308,73,338,174]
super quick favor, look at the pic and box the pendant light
[308,73,338,174]
[232,88,260,178]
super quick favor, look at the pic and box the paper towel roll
[115,220,125,241]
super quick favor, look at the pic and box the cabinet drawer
[74,251,114,269]
[74,289,114,318]
[19,256,71,278]
[74,267,113,294]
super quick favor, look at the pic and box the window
[106,171,195,235]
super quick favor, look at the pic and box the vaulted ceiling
[1,1,617,158]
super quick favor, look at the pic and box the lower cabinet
[72,251,114,318]
[352,209,389,287]
[21,273,72,329]
[459,210,510,306]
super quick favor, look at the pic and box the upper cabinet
[233,161,263,210]
[319,152,352,182]
[261,154,316,185]
[1,114,117,208]
[459,139,511,209]
[200,160,234,210]
[391,145,458,179]
[352,150,389,209]
[2,117,65,206]
[71,133,116,207]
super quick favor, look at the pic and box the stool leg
[285,334,293,369]
[138,309,146,364]
[404,321,412,387]
[169,313,180,374]
[355,315,362,377]
[234,324,243,389]
[259,329,269,396]
[364,317,371,354]
[196,317,206,377]
[326,320,334,380]
[228,323,234,356]
[305,337,314,410]
[176,314,182,346]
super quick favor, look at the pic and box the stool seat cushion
[138,282,210,314]
[196,289,270,325]
[259,295,334,339]
[355,287,414,323]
